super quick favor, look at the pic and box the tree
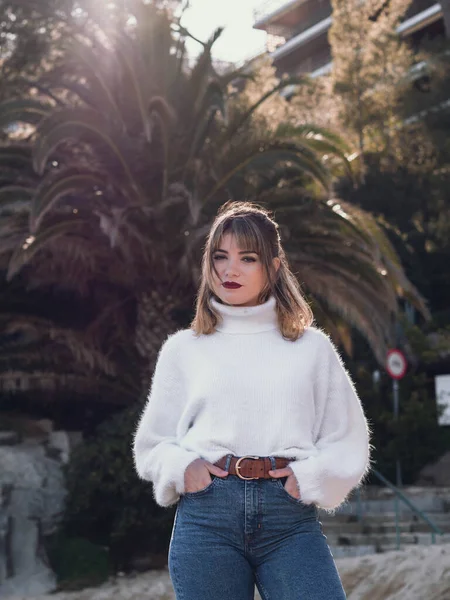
[329,0,414,173]
[0,1,82,104]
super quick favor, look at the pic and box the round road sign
[386,349,407,380]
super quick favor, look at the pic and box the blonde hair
[191,201,314,340]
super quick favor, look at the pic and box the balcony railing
[254,0,295,24]
[279,3,332,41]
[292,47,332,75]
[255,0,440,29]
[405,0,440,20]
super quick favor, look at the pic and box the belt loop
[224,454,233,471]
[269,456,277,478]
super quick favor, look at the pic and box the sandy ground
[338,543,450,600]
[10,543,450,600]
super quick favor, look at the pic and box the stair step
[319,512,450,526]
[321,521,450,534]
[326,532,450,544]
[316,486,450,555]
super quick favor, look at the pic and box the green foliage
[349,318,450,485]
[335,147,450,317]
[363,369,450,483]
[329,0,414,163]
[46,534,111,590]
[62,405,175,571]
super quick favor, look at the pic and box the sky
[180,0,272,64]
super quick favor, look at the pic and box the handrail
[370,468,443,547]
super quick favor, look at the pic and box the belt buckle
[235,455,260,480]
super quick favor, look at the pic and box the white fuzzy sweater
[133,296,370,509]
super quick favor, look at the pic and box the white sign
[435,375,450,426]
[386,349,407,379]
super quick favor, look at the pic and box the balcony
[406,0,441,20]
[255,0,332,42]
[254,0,332,39]
[255,0,442,37]
[274,29,331,74]
[399,2,443,35]
[254,0,303,26]
[265,1,444,68]
[270,14,332,61]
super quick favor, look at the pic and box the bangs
[211,217,264,256]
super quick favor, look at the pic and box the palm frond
[0,186,33,214]
[300,264,394,364]
[0,145,33,170]
[186,81,227,167]
[329,198,431,319]
[0,99,52,129]
[105,31,149,136]
[62,39,126,128]
[32,107,142,200]
[7,217,85,280]
[204,146,330,203]
[30,169,106,232]
[0,370,137,401]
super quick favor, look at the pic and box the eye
[213,254,225,261]
[242,256,256,262]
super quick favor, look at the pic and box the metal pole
[393,378,402,548]
[395,494,401,550]
[393,379,402,487]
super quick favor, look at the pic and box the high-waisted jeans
[168,456,346,600]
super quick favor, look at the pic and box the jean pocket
[183,475,220,498]
[275,477,303,504]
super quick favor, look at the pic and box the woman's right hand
[183,458,228,493]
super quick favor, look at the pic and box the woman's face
[211,233,280,307]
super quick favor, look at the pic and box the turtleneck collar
[210,295,279,335]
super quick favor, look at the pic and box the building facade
[253,0,448,78]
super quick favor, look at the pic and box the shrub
[46,534,111,590]
[62,405,175,571]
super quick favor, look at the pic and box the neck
[210,295,278,334]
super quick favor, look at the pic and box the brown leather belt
[214,455,293,480]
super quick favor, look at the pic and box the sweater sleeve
[289,332,371,510]
[132,332,200,507]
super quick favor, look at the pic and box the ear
[272,257,281,273]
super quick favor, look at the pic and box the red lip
[223,282,242,289]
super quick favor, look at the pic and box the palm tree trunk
[135,289,181,396]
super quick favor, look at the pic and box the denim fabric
[168,456,346,600]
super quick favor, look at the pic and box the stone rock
[416,451,450,486]
[0,441,67,597]
[47,431,70,464]
[0,432,19,446]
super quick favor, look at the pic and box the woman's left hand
[268,466,301,499]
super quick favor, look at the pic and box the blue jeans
[168,456,346,599]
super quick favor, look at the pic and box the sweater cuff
[289,457,326,507]
[156,447,199,507]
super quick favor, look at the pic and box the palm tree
[0,1,428,393]
[0,144,140,401]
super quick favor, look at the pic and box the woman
[133,201,370,600]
